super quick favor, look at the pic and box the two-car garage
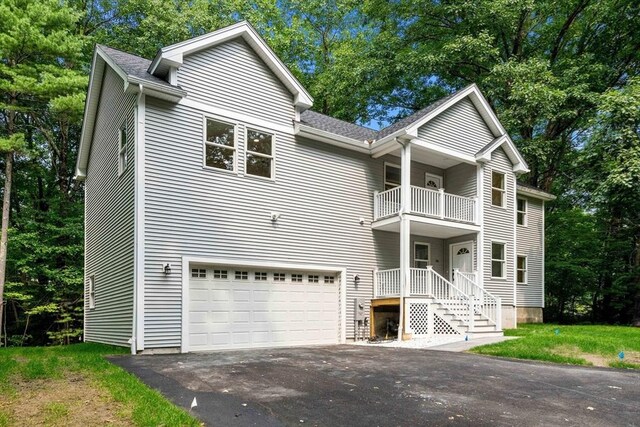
[185,262,344,352]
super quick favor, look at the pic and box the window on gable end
[205,118,236,171]
[245,128,274,179]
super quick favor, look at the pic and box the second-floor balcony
[373,186,478,224]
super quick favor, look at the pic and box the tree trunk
[0,152,13,344]
[632,235,640,327]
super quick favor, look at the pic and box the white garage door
[188,266,340,351]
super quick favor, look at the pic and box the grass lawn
[470,323,640,369]
[0,343,200,426]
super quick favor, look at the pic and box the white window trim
[384,162,401,190]
[202,115,238,174]
[118,124,127,176]
[424,173,443,190]
[516,255,528,285]
[517,198,527,226]
[244,125,276,180]
[413,242,431,268]
[88,275,95,309]
[491,170,506,208]
[491,241,507,280]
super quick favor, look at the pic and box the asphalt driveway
[109,345,640,426]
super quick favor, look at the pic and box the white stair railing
[423,267,472,326]
[453,269,502,329]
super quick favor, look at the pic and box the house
[76,21,555,354]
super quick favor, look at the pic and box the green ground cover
[470,324,640,369]
[0,343,200,426]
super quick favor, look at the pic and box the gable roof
[148,21,313,109]
[476,135,529,173]
[376,91,460,139]
[75,45,187,180]
[98,45,177,90]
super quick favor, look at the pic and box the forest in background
[0,0,638,346]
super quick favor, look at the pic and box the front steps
[406,298,503,340]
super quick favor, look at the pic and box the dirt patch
[0,372,133,426]
[551,345,626,367]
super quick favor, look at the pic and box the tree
[361,0,640,189]
[0,0,85,343]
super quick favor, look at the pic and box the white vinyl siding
[416,98,495,157]
[84,66,136,346]
[516,196,544,307]
[177,38,295,127]
[483,148,515,304]
[144,98,394,347]
[444,163,476,198]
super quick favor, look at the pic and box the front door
[450,241,473,281]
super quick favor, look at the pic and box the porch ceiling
[383,145,468,169]
[372,215,480,239]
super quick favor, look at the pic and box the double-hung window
[245,128,274,178]
[517,256,527,284]
[491,242,506,279]
[517,198,527,225]
[492,171,505,207]
[205,118,236,171]
[89,275,95,309]
[384,163,401,190]
[118,126,128,175]
[414,243,430,269]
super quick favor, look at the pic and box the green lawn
[0,343,200,426]
[470,324,640,369]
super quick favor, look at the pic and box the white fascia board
[404,85,479,136]
[476,134,530,174]
[516,185,556,201]
[75,48,105,181]
[294,123,370,153]
[149,21,313,108]
[76,48,187,180]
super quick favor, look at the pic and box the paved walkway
[110,345,640,426]
[427,335,519,352]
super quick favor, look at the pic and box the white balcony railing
[374,186,476,224]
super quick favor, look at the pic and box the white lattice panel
[434,312,461,335]
[409,303,429,335]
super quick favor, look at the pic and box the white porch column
[398,140,412,341]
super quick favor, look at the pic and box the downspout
[396,137,411,341]
[131,83,145,355]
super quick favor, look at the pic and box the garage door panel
[188,267,340,351]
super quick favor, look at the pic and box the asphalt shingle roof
[299,110,378,141]
[98,45,177,89]
[99,44,470,144]
[299,88,468,142]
